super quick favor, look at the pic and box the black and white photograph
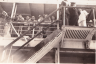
[0,0,96,63]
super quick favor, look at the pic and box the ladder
[25,31,62,63]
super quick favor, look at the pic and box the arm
[0,4,8,16]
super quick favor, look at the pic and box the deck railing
[0,21,57,38]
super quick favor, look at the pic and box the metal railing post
[63,6,65,26]
[93,8,96,27]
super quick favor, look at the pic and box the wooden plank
[60,48,95,58]
[60,57,95,63]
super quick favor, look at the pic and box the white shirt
[78,10,88,27]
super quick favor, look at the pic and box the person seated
[38,15,44,22]
[51,15,56,22]
[16,14,24,34]
[50,16,56,31]
[13,15,18,21]
[17,14,24,22]
[22,16,31,34]
[44,14,51,23]
[24,16,31,25]
[31,16,37,25]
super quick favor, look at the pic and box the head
[71,2,76,7]
[61,0,70,6]
[26,16,30,20]
[38,15,42,18]
[18,14,22,17]
[18,14,23,19]
[16,15,19,19]
[31,16,35,20]
[44,14,48,18]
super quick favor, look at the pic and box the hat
[61,0,70,6]
[64,0,68,1]
[71,2,76,6]
[71,2,76,5]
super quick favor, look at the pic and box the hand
[2,11,8,17]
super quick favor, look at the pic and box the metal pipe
[63,6,65,26]
[11,2,16,18]
[57,42,60,64]
[93,8,96,27]
[60,50,95,54]
[57,0,59,29]
[64,6,95,9]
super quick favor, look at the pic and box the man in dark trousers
[59,0,70,29]
[68,2,80,26]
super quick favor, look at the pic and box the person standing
[68,2,80,26]
[0,4,11,37]
[78,9,89,27]
[59,0,70,29]
[38,15,43,22]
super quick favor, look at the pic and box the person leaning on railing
[30,16,38,37]
[16,14,24,34]
[23,16,31,35]
[50,15,56,31]
[0,4,11,37]
[37,15,44,38]
[38,15,44,22]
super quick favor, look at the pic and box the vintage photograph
[0,0,96,63]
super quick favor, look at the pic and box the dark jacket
[68,8,80,26]
[86,9,96,22]
[59,1,70,26]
